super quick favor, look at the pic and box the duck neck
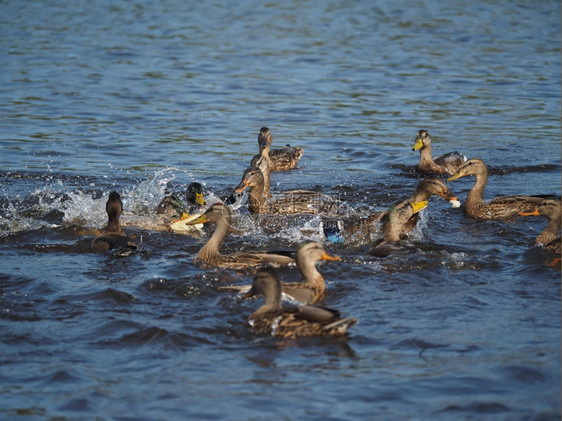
[538,216,561,246]
[466,171,488,207]
[419,144,433,164]
[253,292,282,317]
[198,214,230,261]
[248,180,267,214]
[297,256,324,287]
[105,216,123,235]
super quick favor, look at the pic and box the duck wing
[433,151,467,175]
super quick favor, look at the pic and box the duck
[91,191,137,255]
[341,178,459,243]
[370,199,428,257]
[184,203,294,269]
[447,158,548,219]
[157,182,207,219]
[218,241,341,305]
[257,126,303,172]
[412,129,466,176]
[234,166,349,217]
[243,266,358,338]
[519,198,561,255]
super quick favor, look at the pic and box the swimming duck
[519,198,561,254]
[234,166,349,217]
[447,158,547,219]
[184,203,294,269]
[257,127,303,172]
[157,182,207,219]
[342,178,458,242]
[370,199,428,257]
[91,191,137,255]
[412,129,466,176]
[243,267,358,338]
[218,241,341,305]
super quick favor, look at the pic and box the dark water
[1,0,560,419]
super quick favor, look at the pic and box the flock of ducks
[90,128,561,338]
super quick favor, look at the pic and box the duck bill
[234,179,250,193]
[412,138,424,151]
[321,252,341,261]
[185,214,208,225]
[409,200,428,213]
[446,172,464,182]
[195,192,207,206]
[519,207,540,217]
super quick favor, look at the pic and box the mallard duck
[243,267,357,338]
[91,191,137,255]
[370,199,428,257]
[447,158,548,219]
[258,127,303,171]
[218,241,340,305]
[412,129,466,176]
[234,166,349,217]
[157,182,207,219]
[250,148,272,198]
[519,198,561,254]
[341,178,458,242]
[184,203,294,269]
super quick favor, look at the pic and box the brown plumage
[234,166,349,217]
[185,204,294,269]
[370,199,428,257]
[91,191,136,255]
[412,129,466,176]
[218,241,341,305]
[447,158,548,219]
[344,178,457,244]
[258,127,303,172]
[243,267,357,338]
[519,198,561,254]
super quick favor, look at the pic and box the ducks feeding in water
[447,158,549,219]
[185,203,294,269]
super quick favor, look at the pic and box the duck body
[235,167,349,217]
[447,158,549,219]
[412,130,466,176]
[258,127,303,172]
[218,241,340,305]
[91,191,136,255]
[185,204,294,269]
[244,267,357,338]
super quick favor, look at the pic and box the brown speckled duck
[412,129,466,176]
[234,166,349,217]
[519,198,561,255]
[91,191,137,255]
[447,158,548,219]
[258,127,303,171]
[218,241,341,305]
[185,204,294,269]
[243,267,357,338]
[370,199,428,257]
[343,178,458,242]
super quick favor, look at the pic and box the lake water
[1,0,561,419]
